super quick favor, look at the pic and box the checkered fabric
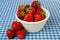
[0,0,60,40]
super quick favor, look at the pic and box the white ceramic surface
[16,8,50,32]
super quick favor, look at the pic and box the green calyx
[20,11,25,17]
[26,7,32,12]
[36,1,41,7]
[41,11,46,18]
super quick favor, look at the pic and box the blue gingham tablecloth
[0,0,60,40]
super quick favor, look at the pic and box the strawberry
[12,22,22,31]
[17,11,25,19]
[20,11,25,19]
[37,8,46,18]
[17,5,25,19]
[25,7,36,14]
[6,29,15,39]
[34,13,45,22]
[37,8,43,13]
[32,1,40,9]
[23,13,34,22]
[18,5,25,11]
[16,29,27,39]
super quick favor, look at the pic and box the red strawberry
[12,22,22,31]
[32,1,40,9]
[25,7,36,14]
[18,5,25,11]
[17,6,23,19]
[17,11,25,19]
[20,11,25,19]
[16,29,26,39]
[23,13,34,22]
[37,8,43,13]
[6,29,15,39]
[37,8,46,18]
[34,13,45,22]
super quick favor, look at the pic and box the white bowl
[16,8,50,32]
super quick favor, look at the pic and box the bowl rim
[16,7,50,24]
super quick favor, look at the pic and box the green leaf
[26,7,31,12]
[20,11,25,17]
[41,11,46,18]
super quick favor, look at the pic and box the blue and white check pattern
[0,0,60,40]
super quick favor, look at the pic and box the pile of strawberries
[6,22,27,39]
[6,1,46,39]
[17,1,46,22]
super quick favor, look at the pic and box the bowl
[16,7,50,32]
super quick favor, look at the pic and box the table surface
[0,0,60,40]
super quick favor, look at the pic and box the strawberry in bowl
[16,1,50,32]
